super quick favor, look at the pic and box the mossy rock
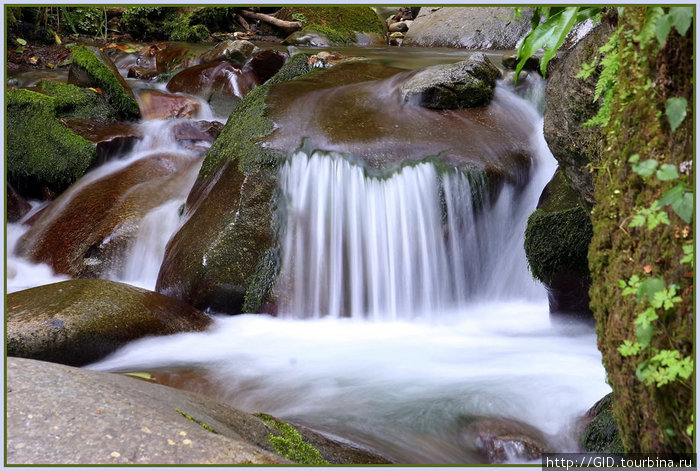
[35,80,116,119]
[6,88,97,198]
[155,54,313,315]
[69,46,140,120]
[6,279,212,367]
[277,6,386,45]
[580,394,625,453]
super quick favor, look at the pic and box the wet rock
[155,54,314,315]
[6,279,212,366]
[166,61,259,100]
[16,152,201,278]
[155,44,196,74]
[138,90,201,120]
[6,357,288,464]
[502,53,540,72]
[62,118,142,164]
[6,88,97,199]
[543,22,614,206]
[199,39,259,66]
[135,43,162,70]
[127,66,160,80]
[7,184,32,222]
[524,169,593,319]
[578,394,624,453]
[291,422,392,464]
[282,31,332,48]
[68,46,140,120]
[400,53,501,109]
[460,416,551,463]
[172,120,224,143]
[388,21,409,33]
[248,50,288,84]
[403,7,532,49]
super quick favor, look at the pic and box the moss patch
[7,88,97,197]
[175,408,218,434]
[242,247,281,313]
[277,7,385,44]
[36,80,116,119]
[580,394,625,453]
[587,8,693,452]
[255,413,329,465]
[70,46,140,119]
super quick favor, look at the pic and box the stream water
[6,46,610,464]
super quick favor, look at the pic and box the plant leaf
[539,8,581,76]
[656,164,680,181]
[669,7,693,36]
[666,97,687,132]
[632,159,658,177]
[671,191,694,223]
[636,323,654,347]
[637,277,665,302]
[16,38,27,46]
[658,183,685,206]
[656,13,672,44]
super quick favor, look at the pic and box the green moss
[524,206,592,285]
[242,247,281,314]
[201,53,313,178]
[64,7,104,36]
[120,7,168,40]
[36,80,116,119]
[70,46,140,120]
[175,408,218,434]
[277,7,386,44]
[587,7,693,452]
[580,394,625,453]
[6,89,97,196]
[164,13,211,42]
[255,413,329,465]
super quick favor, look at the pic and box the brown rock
[172,120,224,143]
[127,66,160,80]
[138,91,201,120]
[166,61,260,99]
[7,183,32,223]
[62,118,142,164]
[248,50,288,84]
[155,45,196,74]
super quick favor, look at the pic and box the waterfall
[278,148,552,320]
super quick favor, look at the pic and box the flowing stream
[7,50,610,464]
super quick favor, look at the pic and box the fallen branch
[240,10,302,35]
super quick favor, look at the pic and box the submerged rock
[6,280,211,366]
[127,66,160,80]
[403,7,532,49]
[524,170,593,318]
[460,416,551,463]
[138,90,201,120]
[166,61,259,100]
[16,152,201,278]
[400,53,501,109]
[155,44,196,74]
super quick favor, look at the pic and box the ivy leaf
[632,159,658,177]
[656,164,680,181]
[671,192,693,224]
[669,7,693,36]
[655,13,673,44]
[666,97,687,132]
[658,183,685,206]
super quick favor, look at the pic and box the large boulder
[543,22,614,206]
[6,280,212,366]
[403,7,532,49]
[155,54,314,314]
[7,357,390,464]
[277,7,386,45]
[400,53,501,109]
[68,46,140,120]
[16,152,201,278]
[524,169,593,318]
[578,394,624,453]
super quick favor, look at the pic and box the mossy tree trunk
[588,7,693,452]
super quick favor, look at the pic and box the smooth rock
[166,61,259,100]
[63,118,142,164]
[282,31,332,47]
[388,21,409,33]
[403,7,532,49]
[199,39,260,66]
[400,53,502,109]
[138,90,201,120]
[156,45,196,74]
[127,66,160,80]
[460,416,551,463]
[248,49,288,84]
[172,120,224,143]
[6,279,212,366]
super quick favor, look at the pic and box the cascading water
[88,81,610,463]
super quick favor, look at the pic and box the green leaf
[16,38,27,46]
[681,244,694,267]
[656,13,672,44]
[123,372,155,380]
[671,192,694,223]
[637,277,665,302]
[628,153,640,164]
[632,159,658,177]
[656,164,680,181]
[515,7,580,81]
[618,340,642,357]
[669,7,693,36]
[15,46,23,54]
[635,323,654,347]
[629,214,646,227]
[647,209,670,229]
[658,183,686,206]
[666,97,687,132]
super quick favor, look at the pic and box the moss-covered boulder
[6,88,98,198]
[69,45,140,120]
[400,53,501,109]
[403,7,532,49]
[277,7,386,45]
[155,54,313,314]
[16,152,201,278]
[579,394,624,453]
[543,22,614,207]
[6,279,212,366]
[524,169,593,317]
